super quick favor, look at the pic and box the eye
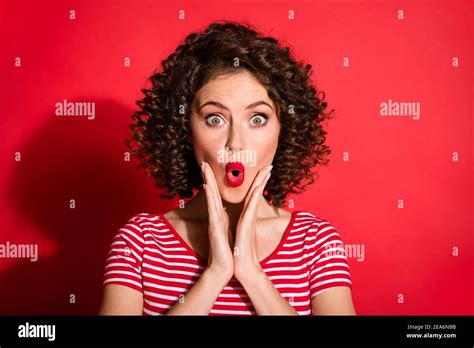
[205,114,225,127]
[250,113,268,126]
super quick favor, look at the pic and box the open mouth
[225,162,245,187]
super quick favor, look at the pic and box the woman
[99,20,356,316]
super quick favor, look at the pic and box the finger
[201,163,214,216]
[203,161,225,220]
[203,183,220,227]
[204,162,224,215]
[202,161,219,210]
[243,164,272,208]
[205,161,223,205]
[244,165,272,210]
[200,161,207,185]
[242,171,272,224]
[202,163,222,225]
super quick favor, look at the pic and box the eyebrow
[199,100,274,111]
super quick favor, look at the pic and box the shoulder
[293,210,325,228]
[117,212,166,237]
[295,212,349,266]
[293,211,345,242]
[125,212,163,225]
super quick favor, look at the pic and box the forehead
[195,70,275,109]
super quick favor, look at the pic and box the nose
[225,124,244,153]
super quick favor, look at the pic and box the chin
[220,187,247,204]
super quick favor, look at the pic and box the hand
[233,164,273,280]
[201,161,234,281]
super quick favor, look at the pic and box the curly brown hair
[126,20,335,207]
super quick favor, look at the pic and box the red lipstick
[225,162,245,187]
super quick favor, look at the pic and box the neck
[185,188,276,231]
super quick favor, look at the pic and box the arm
[101,161,235,315]
[99,284,143,315]
[311,286,356,315]
[307,218,356,315]
[238,268,299,315]
[99,217,145,315]
[240,273,357,316]
[165,267,230,315]
[99,268,230,315]
[163,161,234,315]
[232,165,298,314]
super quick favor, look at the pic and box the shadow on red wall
[1,98,177,315]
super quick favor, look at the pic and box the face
[190,70,280,203]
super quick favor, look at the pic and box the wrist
[235,265,264,284]
[204,266,233,285]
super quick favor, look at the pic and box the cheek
[192,140,218,165]
[253,127,279,164]
[190,125,222,164]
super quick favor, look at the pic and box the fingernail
[201,163,206,181]
[266,165,273,175]
[261,172,270,186]
[262,173,271,189]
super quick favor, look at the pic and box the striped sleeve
[308,218,352,298]
[102,216,144,293]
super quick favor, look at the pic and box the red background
[0,0,472,315]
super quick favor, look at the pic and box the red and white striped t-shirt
[102,210,352,315]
